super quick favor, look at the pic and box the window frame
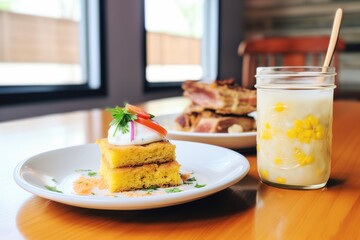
[0,0,107,105]
[142,0,219,91]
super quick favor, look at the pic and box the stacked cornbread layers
[97,138,182,192]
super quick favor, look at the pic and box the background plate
[154,113,257,149]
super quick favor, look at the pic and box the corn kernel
[262,130,272,140]
[265,122,271,129]
[316,168,324,175]
[302,119,311,129]
[303,129,313,138]
[260,169,269,180]
[298,134,308,143]
[294,148,313,166]
[287,129,297,139]
[287,115,326,143]
[274,102,286,112]
[315,125,325,140]
[315,132,323,139]
[305,155,314,164]
[297,157,306,166]
[307,115,319,126]
[294,120,303,129]
[274,158,283,166]
[276,177,286,184]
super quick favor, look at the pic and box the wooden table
[1,97,359,239]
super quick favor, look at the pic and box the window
[144,0,218,88]
[0,0,105,104]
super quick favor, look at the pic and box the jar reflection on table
[255,67,336,189]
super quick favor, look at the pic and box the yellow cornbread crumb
[96,138,176,168]
[100,160,182,192]
[96,138,181,192]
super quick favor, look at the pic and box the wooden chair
[238,36,346,89]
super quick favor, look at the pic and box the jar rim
[255,66,336,78]
[255,66,336,89]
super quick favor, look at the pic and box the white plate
[154,113,257,149]
[14,140,250,210]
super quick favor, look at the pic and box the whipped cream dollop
[108,121,163,145]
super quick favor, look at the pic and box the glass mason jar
[255,67,336,189]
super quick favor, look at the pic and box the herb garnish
[165,188,182,193]
[142,185,158,194]
[88,171,97,177]
[45,185,63,193]
[183,176,197,185]
[75,169,92,172]
[143,185,158,190]
[195,183,206,188]
[75,169,97,177]
[106,106,137,136]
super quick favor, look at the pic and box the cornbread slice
[99,159,182,192]
[96,138,176,168]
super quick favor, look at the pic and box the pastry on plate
[97,104,182,192]
[176,79,257,133]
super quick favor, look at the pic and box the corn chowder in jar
[255,67,336,189]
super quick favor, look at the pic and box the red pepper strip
[135,117,167,136]
[126,103,152,119]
